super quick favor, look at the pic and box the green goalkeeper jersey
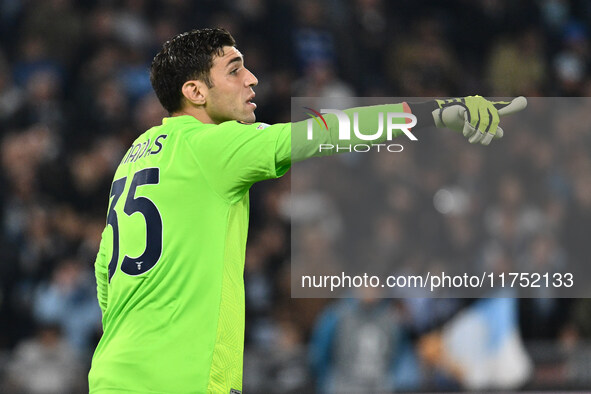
[89,115,291,393]
[89,104,407,393]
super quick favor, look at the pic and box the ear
[181,80,207,106]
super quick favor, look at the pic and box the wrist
[406,100,439,129]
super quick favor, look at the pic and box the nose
[245,68,258,87]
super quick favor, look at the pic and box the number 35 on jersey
[106,167,163,282]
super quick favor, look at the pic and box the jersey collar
[162,115,203,125]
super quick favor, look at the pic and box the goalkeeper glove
[433,95,528,146]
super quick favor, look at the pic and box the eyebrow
[225,56,243,68]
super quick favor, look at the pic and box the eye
[229,68,239,75]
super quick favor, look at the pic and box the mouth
[246,93,256,109]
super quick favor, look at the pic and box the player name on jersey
[121,134,168,164]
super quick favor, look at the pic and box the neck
[172,106,217,124]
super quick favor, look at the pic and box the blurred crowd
[1,0,591,392]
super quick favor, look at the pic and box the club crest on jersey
[256,123,270,130]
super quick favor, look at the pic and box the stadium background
[1,0,591,392]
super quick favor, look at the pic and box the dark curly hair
[150,28,236,114]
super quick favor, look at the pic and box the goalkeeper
[88,27,526,393]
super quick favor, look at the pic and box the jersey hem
[90,388,201,394]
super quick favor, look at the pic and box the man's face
[205,46,258,124]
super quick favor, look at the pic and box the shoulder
[219,120,271,130]
[195,121,277,140]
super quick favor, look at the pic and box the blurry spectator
[20,0,84,66]
[118,46,153,103]
[293,59,356,99]
[15,204,58,279]
[0,0,23,50]
[87,77,131,136]
[244,318,312,393]
[563,299,591,343]
[564,171,591,270]
[540,0,571,32]
[518,232,566,281]
[440,215,481,273]
[2,124,58,243]
[309,291,408,393]
[66,136,126,214]
[553,22,589,95]
[417,330,462,389]
[15,68,65,130]
[13,36,62,89]
[4,323,84,394]
[369,215,408,268]
[486,27,547,96]
[267,318,312,392]
[109,0,153,49]
[0,53,24,129]
[386,15,459,96]
[32,258,102,351]
[484,174,545,255]
[292,0,336,72]
[244,222,290,350]
[439,297,533,391]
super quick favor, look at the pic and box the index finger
[496,96,528,117]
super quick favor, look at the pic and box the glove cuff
[432,108,445,128]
